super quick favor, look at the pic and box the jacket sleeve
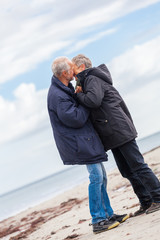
[77,76,104,108]
[57,97,90,128]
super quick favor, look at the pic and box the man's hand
[75,86,83,93]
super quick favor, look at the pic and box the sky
[0,0,160,195]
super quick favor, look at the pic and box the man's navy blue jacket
[47,75,107,165]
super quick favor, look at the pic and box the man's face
[66,63,74,81]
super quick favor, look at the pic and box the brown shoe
[146,202,160,214]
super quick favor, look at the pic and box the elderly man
[47,57,128,234]
[72,54,160,216]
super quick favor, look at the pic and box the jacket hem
[105,136,137,151]
[63,159,107,165]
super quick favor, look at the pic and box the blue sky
[0,0,160,194]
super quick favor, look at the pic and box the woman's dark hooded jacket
[47,75,107,165]
[76,64,137,151]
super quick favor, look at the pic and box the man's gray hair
[72,54,92,68]
[52,57,71,77]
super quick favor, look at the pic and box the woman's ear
[80,64,86,71]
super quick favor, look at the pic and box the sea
[0,131,160,222]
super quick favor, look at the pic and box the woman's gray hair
[72,54,92,68]
[51,57,71,77]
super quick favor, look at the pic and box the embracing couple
[47,54,160,234]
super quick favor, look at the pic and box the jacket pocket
[76,135,97,158]
[94,119,113,136]
[56,134,78,154]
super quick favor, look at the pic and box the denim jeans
[86,163,114,224]
[112,139,160,205]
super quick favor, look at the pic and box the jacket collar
[76,68,91,88]
[51,75,75,95]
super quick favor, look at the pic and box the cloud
[1,0,160,83]
[107,35,160,137]
[66,28,117,54]
[108,35,160,94]
[0,83,49,144]
[124,78,160,138]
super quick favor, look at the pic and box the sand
[0,146,160,240]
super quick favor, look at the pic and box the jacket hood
[77,64,113,85]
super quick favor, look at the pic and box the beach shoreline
[0,146,160,240]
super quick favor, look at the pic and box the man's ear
[62,70,67,77]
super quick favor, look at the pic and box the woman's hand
[75,86,83,93]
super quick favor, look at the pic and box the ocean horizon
[0,131,160,222]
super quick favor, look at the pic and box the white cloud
[0,84,49,144]
[1,0,160,83]
[124,78,160,138]
[66,28,117,54]
[107,35,160,137]
[31,0,56,7]
[108,35,160,93]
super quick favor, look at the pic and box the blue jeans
[86,163,114,224]
[112,139,160,205]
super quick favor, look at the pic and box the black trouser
[112,139,160,205]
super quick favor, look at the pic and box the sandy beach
[0,146,160,240]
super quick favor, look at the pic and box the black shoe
[146,202,160,214]
[92,220,120,234]
[134,203,152,216]
[109,214,129,223]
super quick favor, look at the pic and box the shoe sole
[146,206,160,214]
[93,221,120,234]
[119,214,129,223]
[133,211,146,217]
